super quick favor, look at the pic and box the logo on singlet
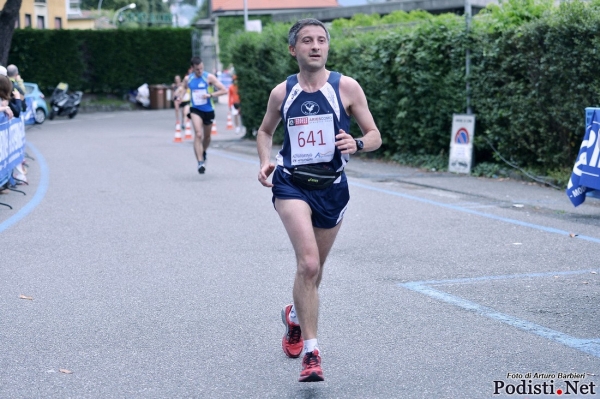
[301,101,320,115]
[289,117,308,127]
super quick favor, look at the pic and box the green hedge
[470,0,600,172]
[8,28,193,95]
[226,1,600,178]
[229,23,296,141]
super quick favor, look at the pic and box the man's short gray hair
[288,19,330,47]
[7,64,18,77]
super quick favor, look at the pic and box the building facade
[0,0,86,29]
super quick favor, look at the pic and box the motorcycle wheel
[68,107,79,119]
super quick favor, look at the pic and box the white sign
[448,114,475,174]
[245,20,262,32]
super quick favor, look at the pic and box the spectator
[0,75,16,119]
[7,64,25,96]
[6,64,26,114]
[228,75,242,133]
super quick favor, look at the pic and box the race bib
[288,114,335,166]
[192,89,207,105]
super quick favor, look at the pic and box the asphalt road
[1,104,598,398]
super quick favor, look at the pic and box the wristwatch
[355,139,364,152]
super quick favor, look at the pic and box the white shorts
[230,105,239,116]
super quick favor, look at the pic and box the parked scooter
[49,82,83,120]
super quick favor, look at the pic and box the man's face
[289,25,329,71]
[193,62,204,77]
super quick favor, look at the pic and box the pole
[113,3,136,26]
[244,0,248,31]
[465,0,472,114]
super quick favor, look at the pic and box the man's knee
[297,257,320,280]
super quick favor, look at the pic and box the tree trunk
[0,0,22,66]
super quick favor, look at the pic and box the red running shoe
[281,304,303,358]
[299,349,324,382]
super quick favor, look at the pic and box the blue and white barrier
[566,108,600,206]
[0,113,26,188]
[23,97,35,126]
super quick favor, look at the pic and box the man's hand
[12,89,21,101]
[335,129,358,154]
[258,163,275,187]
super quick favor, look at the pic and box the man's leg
[183,105,191,137]
[191,113,207,174]
[314,223,342,288]
[202,121,211,157]
[191,113,204,161]
[275,198,342,341]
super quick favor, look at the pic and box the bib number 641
[297,130,326,147]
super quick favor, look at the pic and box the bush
[9,28,193,95]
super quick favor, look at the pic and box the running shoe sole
[299,372,324,382]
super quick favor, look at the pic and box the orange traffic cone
[226,113,234,130]
[184,121,192,140]
[174,123,183,143]
[211,121,218,135]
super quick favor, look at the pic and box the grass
[80,94,130,106]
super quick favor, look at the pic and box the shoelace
[288,324,301,344]
[303,352,320,369]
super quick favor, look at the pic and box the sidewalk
[209,102,600,218]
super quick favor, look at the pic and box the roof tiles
[212,0,339,11]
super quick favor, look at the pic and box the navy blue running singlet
[276,72,351,173]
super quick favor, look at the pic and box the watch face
[356,140,364,150]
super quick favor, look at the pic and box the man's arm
[257,83,286,187]
[337,76,382,154]
[208,74,227,98]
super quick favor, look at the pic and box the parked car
[23,82,48,124]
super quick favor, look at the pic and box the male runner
[257,19,382,382]
[181,57,227,174]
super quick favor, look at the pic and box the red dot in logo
[557,389,563,395]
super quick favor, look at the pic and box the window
[54,17,62,29]
[24,14,31,28]
[69,0,81,14]
[37,16,45,29]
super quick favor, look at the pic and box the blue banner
[0,113,26,186]
[566,108,600,206]
[23,97,35,125]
